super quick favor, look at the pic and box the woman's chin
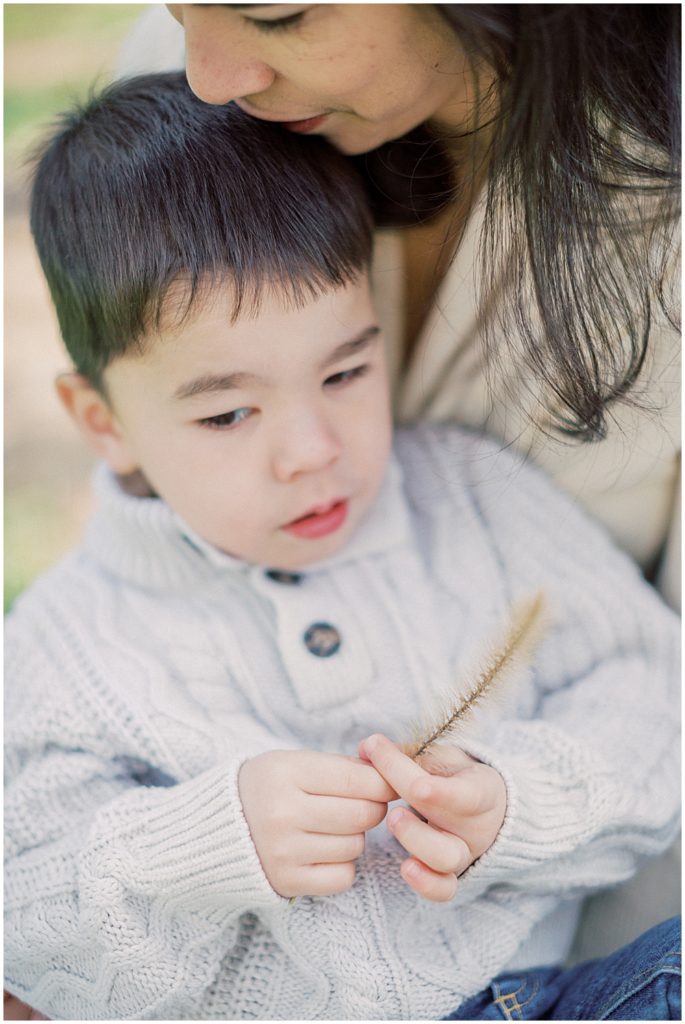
[317,115,388,156]
[328,119,427,156]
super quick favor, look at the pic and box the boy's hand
[238,750,397,899]
[358,734,506,902]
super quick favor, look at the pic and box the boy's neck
[117,469,156,498]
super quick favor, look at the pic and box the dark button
[303,622,341,658]
[265,569,303,585]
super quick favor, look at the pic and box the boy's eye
[199,407,252,430]
[244,10,306,33]
[324,365,369,388]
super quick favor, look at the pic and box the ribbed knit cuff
[97,758,285,915]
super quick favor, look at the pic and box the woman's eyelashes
[243,10,307,34]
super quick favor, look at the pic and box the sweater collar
[84,452,412,591]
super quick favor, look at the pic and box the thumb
[416,743,475,777]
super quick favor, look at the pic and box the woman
[158,2,681,608]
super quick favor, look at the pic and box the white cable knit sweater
[4,425,680,1020]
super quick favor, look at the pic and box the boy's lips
[282,499,349,540]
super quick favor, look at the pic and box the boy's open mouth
[282,499,349,540]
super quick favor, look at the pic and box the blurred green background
[5,4,144,178]
[5,4,147,610]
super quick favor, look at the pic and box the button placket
[252,568,373,711]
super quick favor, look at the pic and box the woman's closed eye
[324,365,369,388]
[243,7,308,33]
[199,407,253,430]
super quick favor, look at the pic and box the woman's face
[168,4,473,154]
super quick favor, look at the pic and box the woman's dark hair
[356,4,680,439]
[30,72,373,388]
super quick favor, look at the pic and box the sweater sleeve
[428,428,681,907]
[4,612,287,1020]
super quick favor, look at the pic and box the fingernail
[388,808,404,829]
[363,734,380,753]
[403,860,420,879]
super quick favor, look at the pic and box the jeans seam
[493,977,541,1020]
[595,947,681,1019]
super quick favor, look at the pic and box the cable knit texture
[4,425,680,1020]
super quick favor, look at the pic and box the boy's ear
[55,372,138,475]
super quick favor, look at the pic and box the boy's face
[100,275,392,570]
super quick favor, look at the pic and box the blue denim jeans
[445,916,681,1020]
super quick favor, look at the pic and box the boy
[5,73,679,1020]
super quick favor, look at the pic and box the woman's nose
[271,413,342,483]
[181,6,276,105]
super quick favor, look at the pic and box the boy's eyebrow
[174,370,261,401]
[173,325,381,401]
[321,325,381,368]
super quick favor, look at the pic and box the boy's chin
[258,523,355,573]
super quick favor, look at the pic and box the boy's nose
[181,6,276,105]
[271,414,342,483]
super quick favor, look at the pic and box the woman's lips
[234,101,329,134]
[281,114,329,134]
[283,499,348,539]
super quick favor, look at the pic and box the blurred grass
[5,4,145,610]
[4,487,88,611]
[5,3,141,38]
[5,4,144,174]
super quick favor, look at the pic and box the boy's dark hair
[30,72,373,388]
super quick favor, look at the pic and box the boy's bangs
[30,72,373,383]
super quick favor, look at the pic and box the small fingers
[304,794,389,834]
[405,767,496,831]
[358,736,482,838]
[400,858,458,902]
[265,832,365,897]
[289,861,357,898]
[303,754,397,803]
[297,831,365,864]
[358,734,428,803]
[387,807,471,875]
